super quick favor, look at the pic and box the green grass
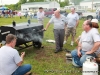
[0,16,86,75]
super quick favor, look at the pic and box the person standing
[17,11,22,19]
[9,9,12,18]
[44,10,67,53]
[25,9,28,18]
[71,20,100,67]
[2,10,5,18]
[66,7,79,46]
[96,9,100,22]
[0,34,32,75]
[37,7,45,24]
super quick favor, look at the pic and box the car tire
[87,15,93,20]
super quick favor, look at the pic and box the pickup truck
[82,11,96,20]
[44,8,57,18]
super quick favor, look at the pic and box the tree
[59,0,69,7]
[18,0,27,4]
[28,0,44,2]
[71,0,83,5]
[28,0,35,2]
[5,0,69,10]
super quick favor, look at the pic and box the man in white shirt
[71,20,100,67]
[44,10,67,53]
[66,7,79,46]
[37,7,45,24]
[0,34,31,75]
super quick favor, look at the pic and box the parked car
[45,9,68,18]
[81,10,96,20]
[60,10,68,17]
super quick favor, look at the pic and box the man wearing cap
[91,19,100,57]
[44,10,67,53]
[71,20,100,67]
[91,19,99,29]
[37,7,45,24]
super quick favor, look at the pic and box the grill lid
[4,22,43,30]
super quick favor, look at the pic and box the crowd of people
[0,7,100,75]
[0,9,17,18]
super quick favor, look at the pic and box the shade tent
[0,7,9,10]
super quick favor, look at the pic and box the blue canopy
[0,7,9,10]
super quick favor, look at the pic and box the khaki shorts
[65,27,76,37]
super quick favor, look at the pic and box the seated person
[71,20,100,67]
[0,34,32,75]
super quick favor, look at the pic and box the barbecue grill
[0,22,43,49]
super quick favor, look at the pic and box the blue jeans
[12,64,31,75]
[71,49,96,67]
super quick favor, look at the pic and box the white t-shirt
[37,11,45,21]
[49,15,67,29]
[66,13,79,27]
[79,28,100,54]
[0,46,22,75]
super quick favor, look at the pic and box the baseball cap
[91,19,98,23]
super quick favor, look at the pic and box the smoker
[0,22,43,49]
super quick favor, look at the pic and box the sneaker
[66,53,72,58]
[71,41,74,46]
[63,41,67,44]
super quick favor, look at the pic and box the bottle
[12,20,16,27]
[28,19,31,24]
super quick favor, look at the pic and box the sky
[0,0,19,5]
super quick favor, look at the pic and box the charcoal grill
[0,22,43,49]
